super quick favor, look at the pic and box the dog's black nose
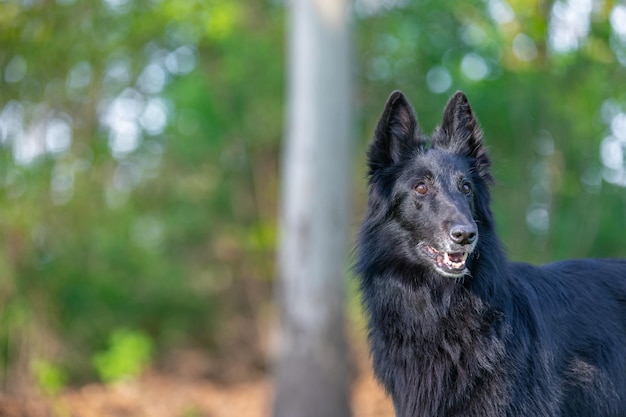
[450,224,477,245]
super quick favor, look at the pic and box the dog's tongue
[441,251,468,270]
[448,253,465,263]
[426,246,468,272]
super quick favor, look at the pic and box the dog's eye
[415,182,429,195]
[461,182,472,195]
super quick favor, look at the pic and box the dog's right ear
[368,91,422,175]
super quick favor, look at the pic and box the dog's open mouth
[422,245,469,276]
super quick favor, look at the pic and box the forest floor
[0,339,395,417]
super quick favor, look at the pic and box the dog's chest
[368,283,509,416]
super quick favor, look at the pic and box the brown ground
[0,350,394,417]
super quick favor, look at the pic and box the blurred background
[0,0,625,415]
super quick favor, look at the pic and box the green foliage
[0,0,625,389]
[31,359,67,395]
[0,0,281,387]
[179,407,205,417]
[92,329,153,383]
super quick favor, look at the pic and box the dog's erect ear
[433,91,492,182]
[368,91,423,175]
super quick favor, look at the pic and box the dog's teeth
[425,247,468,273]
[441,252,468,270]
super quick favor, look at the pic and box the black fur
[356,91,626,417]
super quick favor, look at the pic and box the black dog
[356,91,626,417]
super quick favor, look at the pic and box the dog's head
[364,91,493,278]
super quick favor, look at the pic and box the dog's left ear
[433,91,492,183]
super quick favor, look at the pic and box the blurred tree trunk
[273,0,353,417]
